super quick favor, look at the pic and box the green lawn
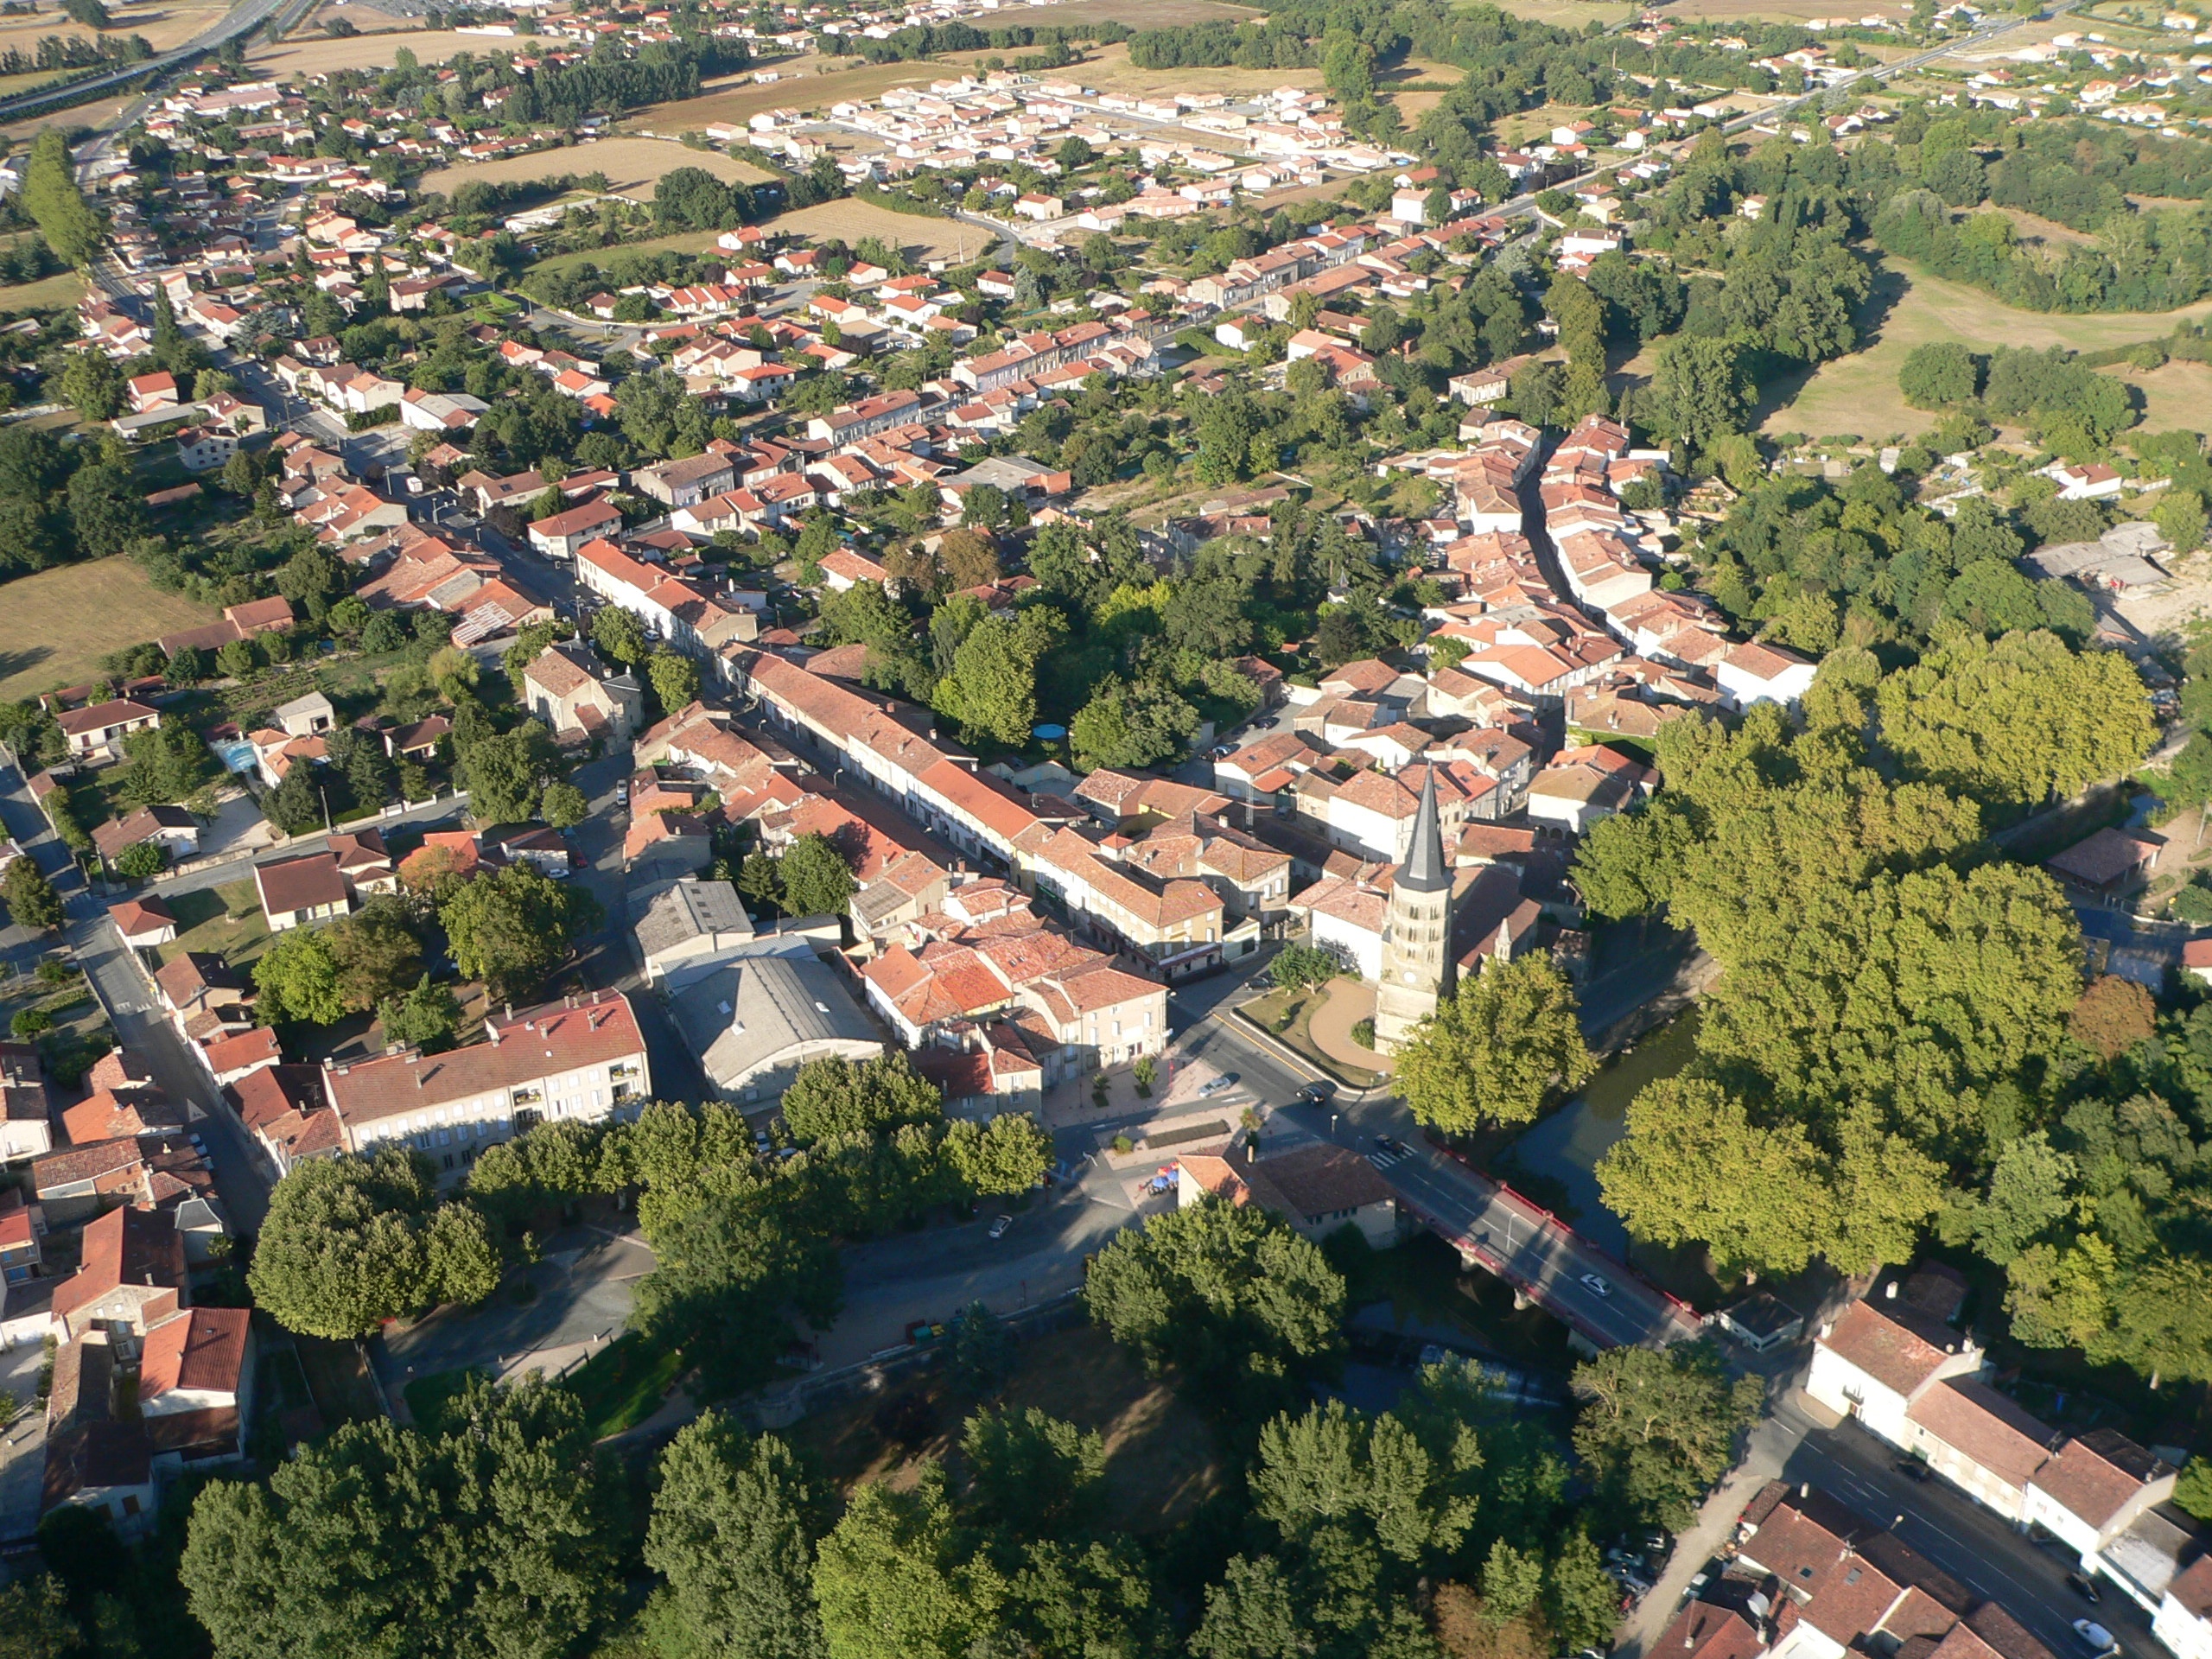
[157,879,270,969]
[562,1333,684,1440]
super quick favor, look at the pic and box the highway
[0,0,316,125]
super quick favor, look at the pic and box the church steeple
[1399,767,1449,894]
[1372,766,1455,1053]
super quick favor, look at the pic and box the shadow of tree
[1749,259,1912,429]
[0,645,54,691]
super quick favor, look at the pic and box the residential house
[321,991,650,1179]
[57,701,160,762]
[521,642,645,747]
[1178,1141,1398,1248]
[254,852,352,931]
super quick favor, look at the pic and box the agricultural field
[1017,0,1255,22]
[0,559,216,702]
[0,269,85,315]
[769,198,991,264]
[2115,357,2212,434]
[0,98,127,144]
[524,226,730,275]
[1755,256,2212,440]
[0,0,231,59]
[628,58,953,134]
[246,28,518,77]
[1662,0,1910,19]
[420,137,775,201]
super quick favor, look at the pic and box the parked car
[613,783,629,807]
[2072,1620,2117,1656]
[988,1214,1013,1240]
[1580,1273,1611,1297]
[1895,1459,1932,1484]
[1198,1074,1236,1096]
[2068,1575,2103,1605]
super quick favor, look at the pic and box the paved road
[0,0,312,122]
[0,753,276,1233]
[147,795,470,900]
[1173,1002,1699,1350]
[1617,1370,2156,1659]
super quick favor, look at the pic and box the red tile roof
[139,1306,250,1398]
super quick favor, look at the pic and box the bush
[1351,1017,1376,1051]
[113,841,164,880]
[10,1008,52,1039]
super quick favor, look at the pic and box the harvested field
[2109,358,2212,434]
[0,270,85,315]
[767,198,990,264]
[524,228,728,274]
[1669,0,1910,18]
[1755,256,2212,441]
[629,59,950,131]
[0,557,216,702]
[248,28,517,77]
[421,137,774,200]
[1017,0,1255,21]
[0,0,229,59]
[1489,0,1638,25]
[0,99,128,144]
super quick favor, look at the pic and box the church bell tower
[1373,768,1453,1052]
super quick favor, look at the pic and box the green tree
[1652,334,1748,454]
[644,1411,827,1659]
[961,1407,1104,1537]
[931,608,1065,748]
[812,1465,1004,1659]
[941,1111,1052,1197]
[1570,1343,1764,1531]
[1084,1198,1343,1414]
[650,648,702,715]
[779,831,856,919]
[1544,1532,1623,1652]
[114,840,164,880]
[1875,630,2153,807]
[328,897,425,1013]
[1395,955,1595,1134]
[1598,1076,1835,1274]
[378,974,463,1052]
[0,1573,80,1658]
[1,858,64,931]
[1897,340,1980,407]
[460,720,561,825]
[541,780,590,829]
[438,861,601,999]
[22,129,101,268]
[594,605,650,666]
[246,1148,465,1337]
[253,927,346,1027]
[1069,675,1199,770]
[783,1052,943,1145]
[181,1377,616,1658]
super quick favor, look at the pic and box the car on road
[988,1214,1013,1240]
[1294,1082,1338,1106]
[1197,1074,1236,1096]
[1895,1459,1932,1483]
[2072,1621,2118,1656]
[1580,1273,1611,1297]
[1373,1134,1404,1156]
[2067,1575,2102,1605]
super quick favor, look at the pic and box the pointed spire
[1399,767,1449,894]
